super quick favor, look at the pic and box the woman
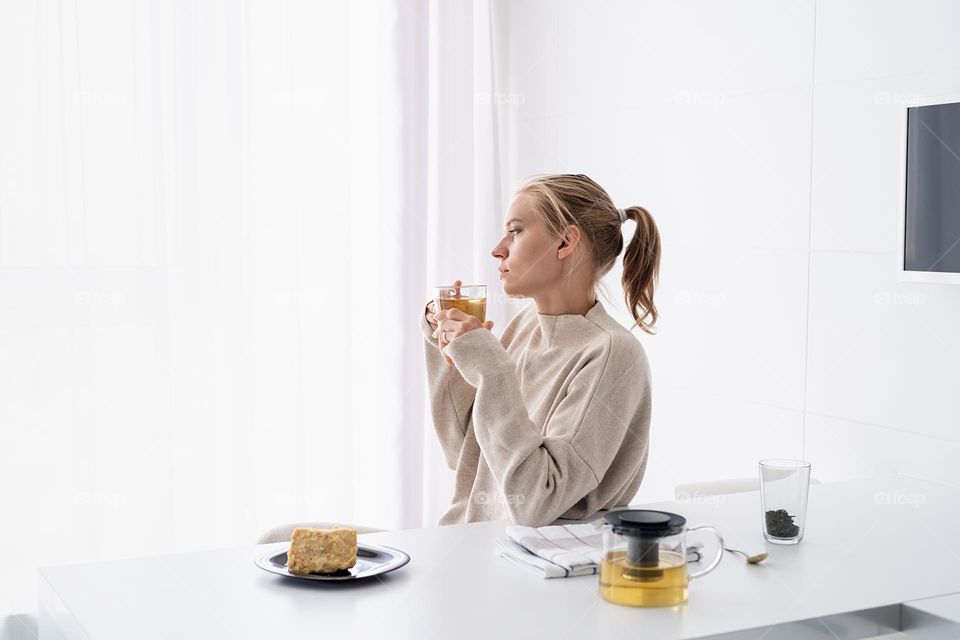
[421,174,660,527]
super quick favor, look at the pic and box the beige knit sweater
[421,298,651,527]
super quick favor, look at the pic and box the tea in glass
[434,285,487,323]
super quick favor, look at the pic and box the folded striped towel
[496,522,703,579]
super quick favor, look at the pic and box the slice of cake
[287,526,358,575]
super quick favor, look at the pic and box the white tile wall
[810,71,960,253]
[554,0,815,115]
[806,251,960,441]
[495,0,960,500]
[645,244,809,411]
[814,0,960,85]
[555,88,813,250]
[804,412,960,487]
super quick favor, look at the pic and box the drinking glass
[759,459,811,545]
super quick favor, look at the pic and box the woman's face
[490,193,565,298]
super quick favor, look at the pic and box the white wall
[494,0,960,503]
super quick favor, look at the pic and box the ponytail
[621,206,661,334]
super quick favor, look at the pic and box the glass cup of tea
[434,284,487,323]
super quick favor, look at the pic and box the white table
[38,475,960,639]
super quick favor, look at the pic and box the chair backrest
[675,478,759,501]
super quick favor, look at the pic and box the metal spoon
[723,546,768,564]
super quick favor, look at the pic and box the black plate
[256,543,410,581]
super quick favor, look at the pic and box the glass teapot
[598,509,724,607]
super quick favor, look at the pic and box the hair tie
[616,207,628,224]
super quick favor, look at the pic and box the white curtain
[405,0,522,525]
[0,0,507,625]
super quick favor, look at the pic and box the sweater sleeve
[420,301,479,471]
[443,327,646,527]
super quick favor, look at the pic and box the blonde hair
[516,174,661,334]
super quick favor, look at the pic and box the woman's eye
[508,228,521,237]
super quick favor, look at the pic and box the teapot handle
[686,525,724,580]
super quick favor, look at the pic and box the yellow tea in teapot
[599,549,688,607]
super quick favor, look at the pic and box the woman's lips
[499,270,509,279]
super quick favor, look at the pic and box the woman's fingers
[436,307,469,323]
[432,322,462,341]
[437,335,454,366]
[453,278,462,297]
[433,311,489,340]
[433,317,471,336]
[425,299,440,327]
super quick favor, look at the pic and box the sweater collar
[535,300,604,347]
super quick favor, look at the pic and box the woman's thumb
[483,320,494,330]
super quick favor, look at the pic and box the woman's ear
[557,225,582,260]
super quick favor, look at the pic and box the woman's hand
[433,309,495,365]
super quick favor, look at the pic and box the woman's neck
[533,290,597,316]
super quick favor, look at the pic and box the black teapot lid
[604,509,686,537]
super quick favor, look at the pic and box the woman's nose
[491,243,506,259]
